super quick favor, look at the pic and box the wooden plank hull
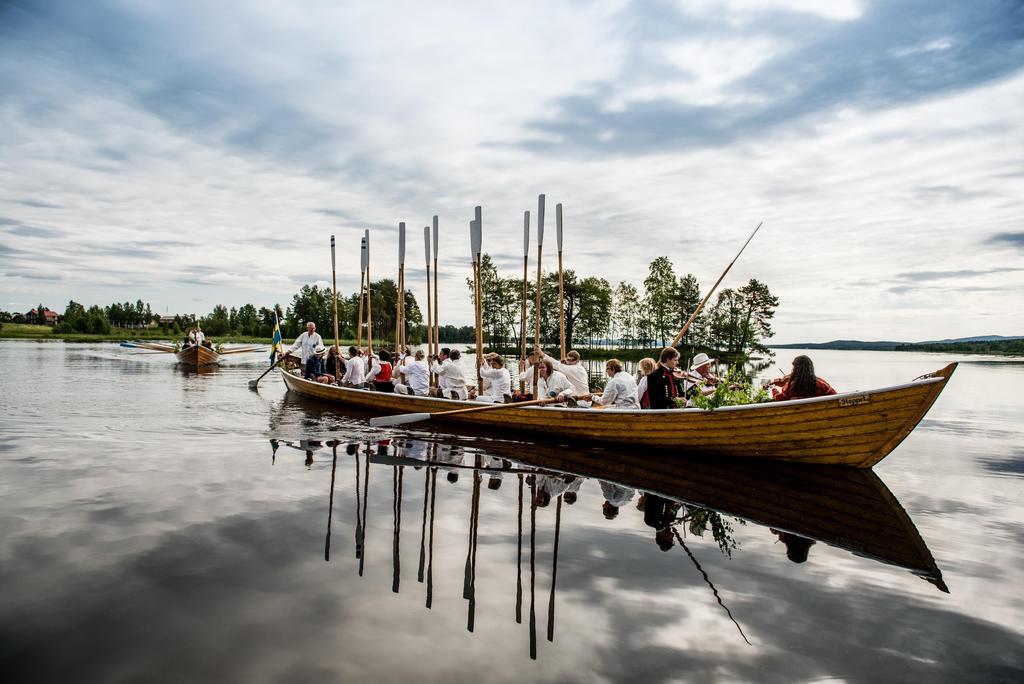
[280,363,956,467]
[368,440,946,590]
[175,345,220,367]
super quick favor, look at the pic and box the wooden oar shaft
[672,221,762,347]
[357,271,365,350]
[432,396,561,419]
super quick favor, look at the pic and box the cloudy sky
[1,0,1021,343]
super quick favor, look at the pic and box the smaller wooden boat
[176,344,220,367]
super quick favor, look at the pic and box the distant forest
[895,339,1024,355]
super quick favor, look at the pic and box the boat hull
[280,363,956,467]
[176,345,220,367]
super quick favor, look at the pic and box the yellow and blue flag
[270,311,282,364]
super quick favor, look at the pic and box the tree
[201,305,231,336]
[673,273,702,347]
[736,279,779,356]
[612,282,640,348]
[85,305,111,334]
[643,257,676,346]
[54,300,87,333]
[35,303,46,325]
[575,277,613,349]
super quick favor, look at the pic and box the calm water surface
[1,342,1022,683]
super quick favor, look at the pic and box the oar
[556,202,565,360]
[368,396,562,428]
[520,210,529,394]
[671,221,763,347]
[248,356,282,390]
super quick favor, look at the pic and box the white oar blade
[537,194,545,245]
[523,210,530,257]
[369,412,431,428]
[556,203,563,252]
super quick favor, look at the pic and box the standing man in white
[283,321,324,379]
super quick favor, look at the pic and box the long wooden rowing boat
[280,362,956,467]
[176,344,220,367]
[365,438,946,591]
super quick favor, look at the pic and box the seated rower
[341,345,366,387]
[368,350,394,392]
[645,347,685,409]
[580,359,639,408]
[635,357,656,409]
[318,345,345,384]
[432,348,468,400]
[394,349,430,396]
[476,352,512,403]
[528,358,577,401]
[770,355,836,400]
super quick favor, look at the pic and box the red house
[27,308,60,325]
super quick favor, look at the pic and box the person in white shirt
[432,348,468,400]
[541,349,590,396]
[599,480,636,519]
[394,349,430,396]
[341,345,366,387]
[476,353,512,403]
[519,358,575,402]
[283,322,324,379]
[365,352,382,383]
[582,359,639,409]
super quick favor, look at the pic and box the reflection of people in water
[771,529,816,563]
[641,493,682,551]
[432,443,464,483]
[599,480,636,520]
[563,476,582,505]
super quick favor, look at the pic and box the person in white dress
[476,353,512,403]
[394,349,430,396]
[582,359,639,408]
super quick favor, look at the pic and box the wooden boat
[280,362,956,467]
[176,344,220,367]
[364,438,946,591]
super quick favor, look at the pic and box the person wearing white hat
[683,352,718,402]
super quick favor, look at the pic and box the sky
[1,0,1022,343]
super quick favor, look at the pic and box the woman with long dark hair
[770,355,836,400]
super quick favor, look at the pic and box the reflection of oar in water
[546,494,562,643]
[465,456,482,632]
[529,476,537,660]
[359,444,371,577]
[673,528,751,645]
[369,397,562,428]
[392,465,404,593]
[516,473,524,624]
[325,443,338,561]
[426,467,437,609]
[417,463,430,583]
[355,450,363,562]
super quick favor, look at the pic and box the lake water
[1,342,1022,683]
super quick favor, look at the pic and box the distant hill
[770,340,902,351]
[771,336,1024,355]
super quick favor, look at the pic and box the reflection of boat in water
[176,344,219,367]
[302,435,947,659]
[280,363,957,467]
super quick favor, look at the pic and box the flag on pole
[270,311,282,365]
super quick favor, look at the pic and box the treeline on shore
[2,254,780,359]
[894,339,1024,355]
